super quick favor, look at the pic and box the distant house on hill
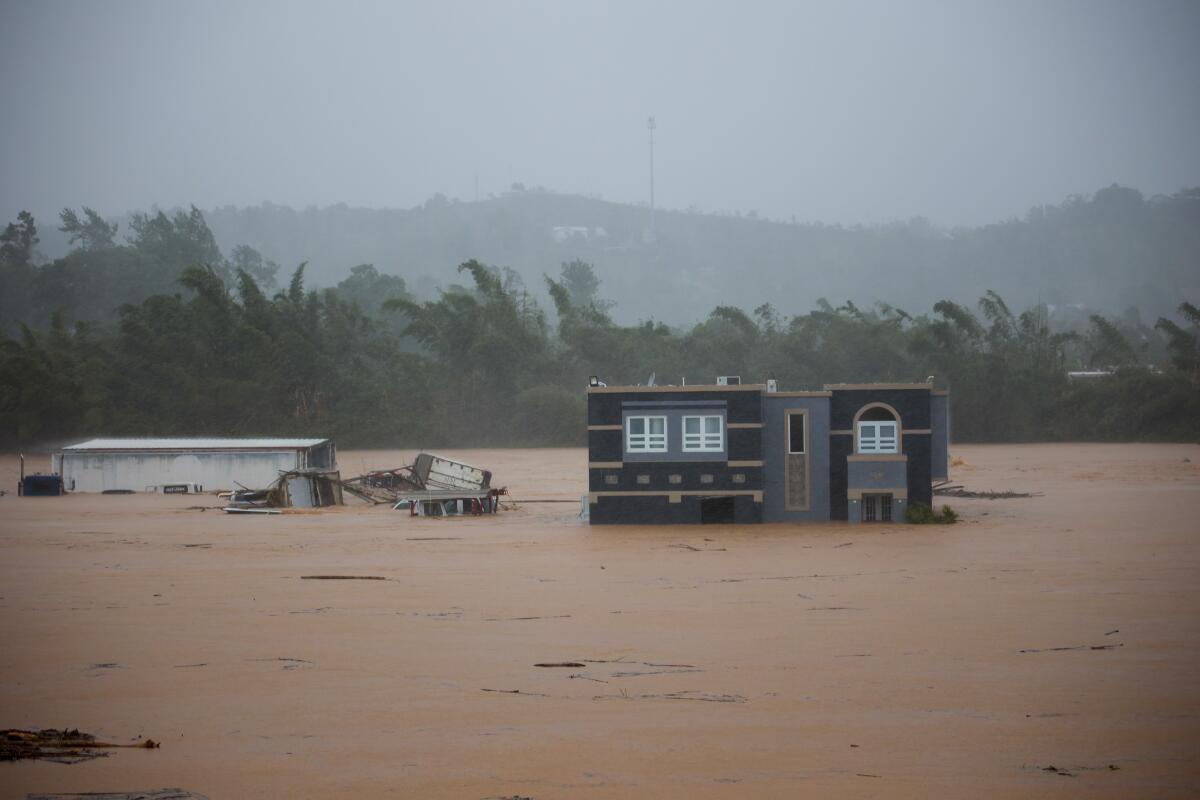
[550,225,608,243]
[586,379,948,524]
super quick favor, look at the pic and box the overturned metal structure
[342,453,503,516]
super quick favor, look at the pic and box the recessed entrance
[700,496,736,524]
[861,493,893,522]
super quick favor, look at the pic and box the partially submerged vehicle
[399,494,501,517]
[146,482,205,494]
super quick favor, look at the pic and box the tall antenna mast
[647,116,656,239]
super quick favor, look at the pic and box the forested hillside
[25,184,1200,327]
[2,198,1198,448]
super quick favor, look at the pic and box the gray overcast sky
[2,0,1198,228]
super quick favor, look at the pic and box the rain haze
[4,5,1200,799]
[2,0,1198,227]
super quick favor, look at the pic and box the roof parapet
[587,384,766,394]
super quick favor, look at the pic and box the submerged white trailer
[53,438,336,493]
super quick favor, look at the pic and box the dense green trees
[1,260,428,446]
[1,206,1197,448]
[0,211,41,334]
[2,206,289,336]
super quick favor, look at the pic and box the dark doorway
[700,496,736,524]
[861,493,894,522]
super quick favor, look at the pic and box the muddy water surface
[1,444,1198,798]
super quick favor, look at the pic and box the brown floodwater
[1,444,1198,798]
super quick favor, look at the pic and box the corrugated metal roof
[62,438,329,451]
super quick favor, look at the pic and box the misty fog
[5,7,1200,798]
[3,1,1197,228]
[2,1,1199,448]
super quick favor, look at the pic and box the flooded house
[586,379,949,524]
[53,438,337,493]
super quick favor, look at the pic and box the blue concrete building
[587,381,949,524]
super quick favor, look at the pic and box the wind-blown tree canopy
[1,202,1197,447]
[1,211,39,268]
[59,207,118,251]
[1156,302,1200,383]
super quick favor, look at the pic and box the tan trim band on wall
[726,460,763,467]
[833,428,931,438]
[846,454,908,462]
[589,490,763,502]
[769,391,832,397]
[848,488,909,500]
[587,424,623,431]
[726,422,763,429]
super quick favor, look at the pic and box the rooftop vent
[716,376,741,386]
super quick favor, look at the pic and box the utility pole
[647,116,656,240]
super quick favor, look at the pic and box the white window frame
[626,415,667,452]
[857,420,899,454]
[682,414,724,452]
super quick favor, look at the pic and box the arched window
[855,404,900,454]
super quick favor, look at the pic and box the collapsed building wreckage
[341,453,506,516]
[223,468,345,514]
[220,452,503,516]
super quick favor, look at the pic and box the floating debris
[300,575,387,581]
[1019,643,1124,653]
[534,662,586,668]
[1,728,158,764]
[933,481,1041,499]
